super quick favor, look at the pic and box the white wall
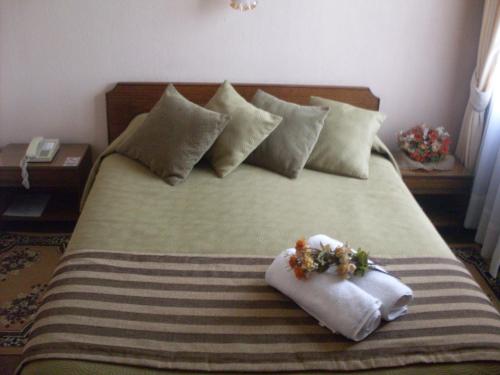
[0,0,482,154]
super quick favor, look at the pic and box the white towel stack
[265,249,382,341]
[308,234,414,321]
[265,235,414,341]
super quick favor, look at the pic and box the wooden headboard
[105,83,380,144]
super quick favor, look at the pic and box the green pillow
[307,96,386,179]
[117,84,230,186]
[206,81,282,177]
[247,89,329,178]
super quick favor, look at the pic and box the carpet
[0,232,70,355]
[452,247,500,300]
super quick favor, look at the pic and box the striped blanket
[19,250,500,373]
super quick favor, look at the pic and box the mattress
[20,152,500,375]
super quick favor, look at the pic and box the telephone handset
[20,137,60,189]
[25,137,60,162]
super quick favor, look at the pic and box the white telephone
[25,137,60,162]
[20,137,60,189]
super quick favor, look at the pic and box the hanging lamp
[230,0,258,11]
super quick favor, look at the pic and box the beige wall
[0,0,482,154]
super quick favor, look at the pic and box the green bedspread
[70,153,448,259]
[21,120,499,374]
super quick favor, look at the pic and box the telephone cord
[20,156,30,189]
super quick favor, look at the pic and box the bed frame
[105,83,380,144]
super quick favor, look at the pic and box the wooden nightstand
[399,157,473,230]
[0,144,91,226]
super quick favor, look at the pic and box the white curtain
[456,1,500,170]
[465,90,500,277]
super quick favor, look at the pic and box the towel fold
[265,249,382,341]
[351,270,413,321]
[308,234,343,251]
[308,234,413,321]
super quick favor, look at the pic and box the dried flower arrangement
[398,124,451,163]
[288,238,370,280]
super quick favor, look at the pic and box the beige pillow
[247,90,329,178]
[307,96,386,179]
[206,81,282,177]
[117,84,230,186]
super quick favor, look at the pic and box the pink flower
[428,130,438,142]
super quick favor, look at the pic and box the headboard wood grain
[105,83,380,144]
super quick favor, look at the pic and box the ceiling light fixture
[230,0,258,11]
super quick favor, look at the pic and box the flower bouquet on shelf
[397,124,454,171]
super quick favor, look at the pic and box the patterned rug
[452,247,500,299]
[0,232,70,354]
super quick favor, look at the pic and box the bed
[19,83,500,375]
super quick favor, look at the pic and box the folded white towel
[308,234,414,321]
[265,249,382,341]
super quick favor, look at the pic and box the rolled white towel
[351,271,413,321]
[308,234,343,251]
[265,249,382,341]
[308,234,413,321]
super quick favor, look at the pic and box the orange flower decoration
[337,263,350,278]
[288,237,371,280]
[294,267,306,280]
[295,238,307,251]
